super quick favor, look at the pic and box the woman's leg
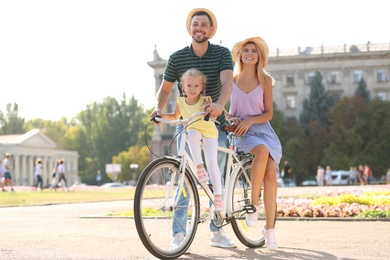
[263,158,277,229]
[249,144,269,206]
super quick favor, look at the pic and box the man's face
[189,15,214,43]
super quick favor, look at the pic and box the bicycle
[134,111,266,259]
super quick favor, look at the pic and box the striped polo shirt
[163,42,234,125]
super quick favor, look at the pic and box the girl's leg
[249,144,269,206]
[263,158,277,229]
[187,130,208,182]
[187,130,204,166]
[203,137,222,195]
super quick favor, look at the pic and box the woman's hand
[234,118,252,136]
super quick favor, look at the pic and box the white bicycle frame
[155,112,252,221]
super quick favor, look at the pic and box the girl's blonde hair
[180,68,207,98]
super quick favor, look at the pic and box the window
[377,69,389,82]
[377,92,387,101]
[286,95,296,109]
[353,70,363,83]
[286,73,295,86]
[330,71,340,84]
[306,72,316,85]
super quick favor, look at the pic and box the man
[2,153,15,192]
[150,8,235,250]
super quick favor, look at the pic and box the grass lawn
[0,186,135,207]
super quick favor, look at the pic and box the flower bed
[277,185,390,218]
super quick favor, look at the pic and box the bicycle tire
[134,157,200,259]
[229,158,267,248]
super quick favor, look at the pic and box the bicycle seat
[223,125,236,132]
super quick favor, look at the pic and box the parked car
[101,182,125,188]
[300,180,317,186]
[331,170,351,185]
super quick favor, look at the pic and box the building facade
[147,42,390,158]
[267,42,390,118]
[0,129,79,186]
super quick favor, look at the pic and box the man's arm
[205,69,233,118]
[150,80,175,120]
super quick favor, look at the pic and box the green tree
[354,78,370,102]
[299,71,334,127]
[112,145,150,183]
[76,94,148,183]
[322,96,367,169]
[0,103,25,134]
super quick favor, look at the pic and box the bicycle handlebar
[152,111,220,125]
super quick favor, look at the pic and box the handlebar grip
[151,115,161,122]
[204,114,210,121]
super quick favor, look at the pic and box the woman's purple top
[229,82,264,119]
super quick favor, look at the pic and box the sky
[0,0,388,121]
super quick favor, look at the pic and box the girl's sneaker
[197,168,209,183]
[245,204,259,227]
[214,196,224,212]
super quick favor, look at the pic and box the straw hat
[186,8,217,39]
[231,37,269,68]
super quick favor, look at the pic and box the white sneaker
[261,225,278,250]
[245,205,259,227]
[209,229,237,248]
[169,233,192,254]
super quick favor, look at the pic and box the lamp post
[130,164,139,186]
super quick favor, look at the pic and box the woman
[225,37,282,250]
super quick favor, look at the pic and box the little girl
[159,68,224,211]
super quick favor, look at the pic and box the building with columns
[146,42,390,159]
[0,129,79,186]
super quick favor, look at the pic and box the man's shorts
[4,171,12,180]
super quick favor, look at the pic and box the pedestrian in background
[283,160,291,187]
[316,165,325,186]
[0,159,4,189]
[2,153,15,192]
[325,165,332,186]
[34,158,44,191]
[57,159,69,191]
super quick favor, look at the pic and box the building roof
[0,129,56,148]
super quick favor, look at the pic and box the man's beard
[192,34,209,43]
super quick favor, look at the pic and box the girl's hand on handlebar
[150,109,162,123]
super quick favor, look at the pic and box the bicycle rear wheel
[230,159,266,248]
[133,157,199,259]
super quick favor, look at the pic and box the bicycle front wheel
[230,158,266,248]
[134,157,200,259]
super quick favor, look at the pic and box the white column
[21,155,27,185]
[13,154,20,185]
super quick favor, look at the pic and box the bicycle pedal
[244,204,257,214]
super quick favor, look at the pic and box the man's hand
[204,103,223,119]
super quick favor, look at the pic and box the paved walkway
[0,185,389,259]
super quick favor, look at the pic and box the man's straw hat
[231,37,270,68]
[186,8,217,39]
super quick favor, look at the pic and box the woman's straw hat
[231,37,269,68]
[186,8,217,39]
